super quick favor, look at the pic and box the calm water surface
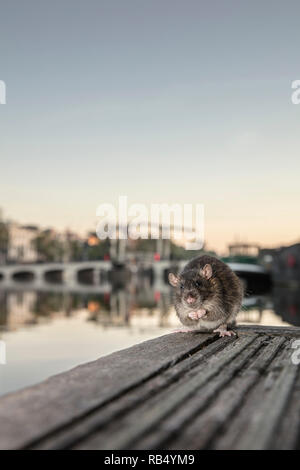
[0,279,298,397]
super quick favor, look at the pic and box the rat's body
[169,255,243,337]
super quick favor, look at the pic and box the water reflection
[0,282,173,332]
[0,282,298,333]
[0,278,297,396]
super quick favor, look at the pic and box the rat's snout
[186,295,196,304]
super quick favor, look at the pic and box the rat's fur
[169,255,243,333]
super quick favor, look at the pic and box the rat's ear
[200,264,212,279]
[168,272,179,287]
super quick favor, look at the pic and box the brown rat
[168,255,243,337]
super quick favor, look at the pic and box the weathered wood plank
[233,339,298,450]
[74,335,259,449]
[271,364,300,450]
[166,336,286,450]
[213,338,298,450]
[33,335,236,450]
[0,332,216,450]
[237,324,300,337]
[135,335,271,450]
[0,325,299,450]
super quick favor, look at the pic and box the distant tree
[0,222,9,264]
[170,242,192,260]
[134,239,157,252]
[68,239,84,261]
[34,231,65,262]
[86,236,110,260]
[131,238,205,260]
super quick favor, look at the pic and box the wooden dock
[0,325,299,450]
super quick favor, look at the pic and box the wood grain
[0,325,299,450]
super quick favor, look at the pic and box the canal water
[0,280,299,397]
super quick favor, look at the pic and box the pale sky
[1,0,300,252]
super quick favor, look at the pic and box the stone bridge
[0,261,112,287]
[0,260,269,293]
[0,260,179,292]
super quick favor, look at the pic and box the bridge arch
[44,270,63,284]
[77,268,94,284]
[12,271,35,282]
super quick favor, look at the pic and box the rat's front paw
[188,311,199,320]
[188,308,206,320]
[213,327,236,338]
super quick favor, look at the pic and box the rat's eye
[195,280,201,288]
[180,283,184,290]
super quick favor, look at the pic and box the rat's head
[168,264,213,308]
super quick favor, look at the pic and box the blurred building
[270,243,300,285]
[7,223,39,263]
